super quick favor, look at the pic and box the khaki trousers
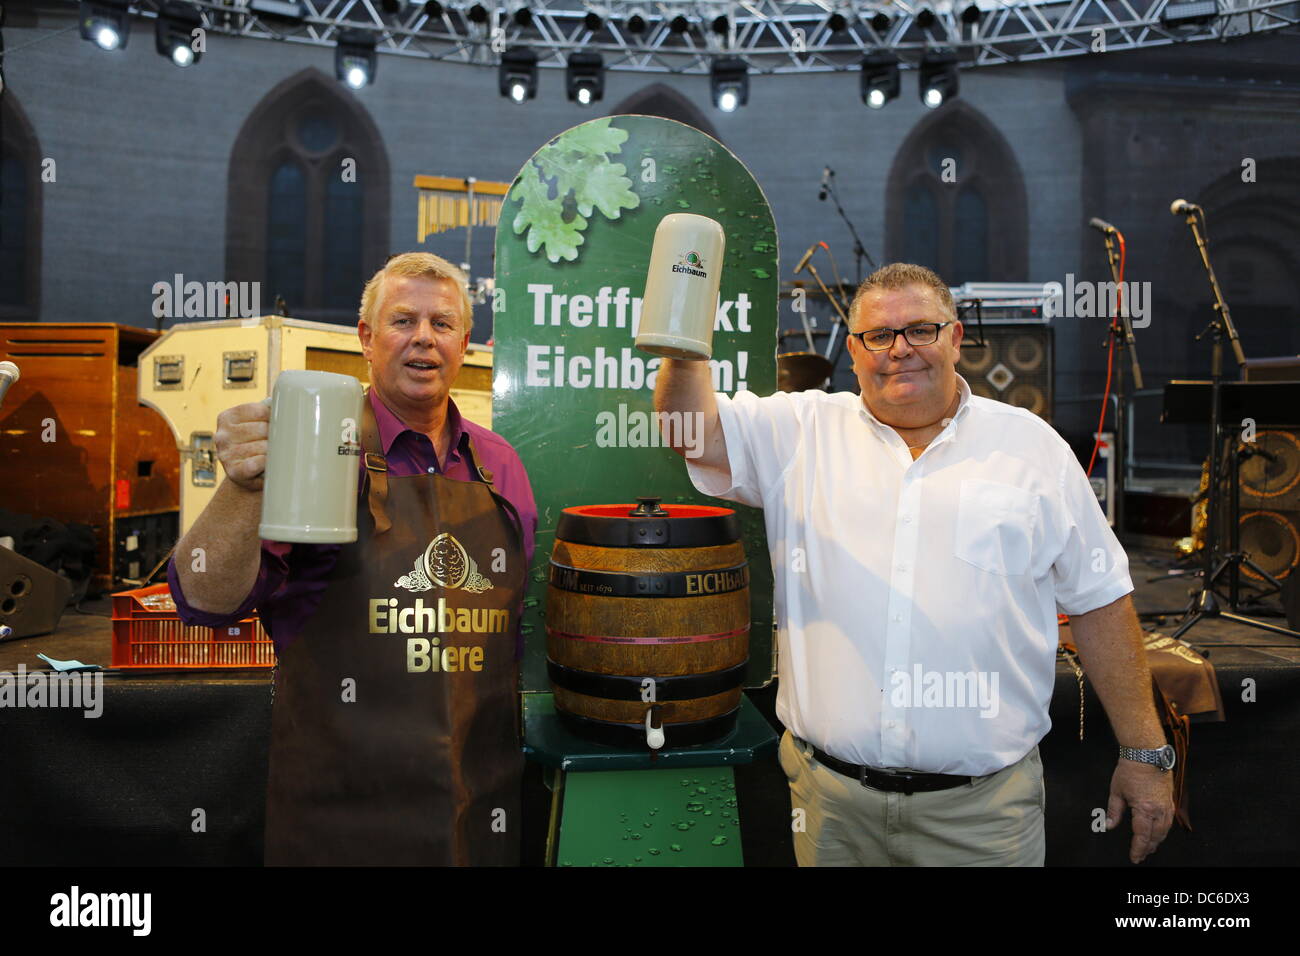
[778,730,1046,867]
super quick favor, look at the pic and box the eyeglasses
[851,321,952,352]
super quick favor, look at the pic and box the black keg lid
[556,497,740,548]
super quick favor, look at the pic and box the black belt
[810,745,976,795]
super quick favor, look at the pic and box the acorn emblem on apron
[395,532,494,593]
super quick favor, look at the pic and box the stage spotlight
[827,12,847,32]
[335,29,377,89]
[919,50,958,108]
[381,0,402,13]
[870,11,891,33]
[513,6,534,27]
[155,1,203,67]
[625,10,648,33]
[712,15,730,35]
[499,46,538,102]
[860,52,899,109]
[566,51,604,105]
[915,6,936,28]
[1162,0,1219,26]
[79,0,130,51]
[670,14,690,33]
[425,1,445,16]
[468,3,490,24]
[711,57,748,112]
[960,3,983,24]
[585,11,604,31]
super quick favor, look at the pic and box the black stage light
[514,7,534,27]
[626,11,648,33]
[916,6,936,28]
[712,15,730,35]
[919,50,958,108]
[468,3,490,24]
[585,11,604,31]
[381,0,402,14]
[710,57,748,112]
[961,3,983,24]
[670,14,690,33]
[860,52,899,109]
[78,0,131,51]
[870,11,891,33]
[335,29,378,89]
[155,1,202,67]
[566,51,604,105]
[827,12,847,32]
[425,1,445,16]
[499,45,539,102]
[1162,0,1219,26]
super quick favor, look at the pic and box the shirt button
[887,720,896,729]
[892,614,902,623]
[902,515,913,523]
[897,563,909,572]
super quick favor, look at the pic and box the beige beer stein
[635,213,726,360]
[259,370,365,543]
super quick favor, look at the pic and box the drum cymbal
[777,352,834,392]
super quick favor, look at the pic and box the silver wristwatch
[1119,744,1176,772]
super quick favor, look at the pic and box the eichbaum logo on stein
[673,250,708,278]
[395,532,494,594]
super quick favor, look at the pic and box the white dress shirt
[686,376,1133,776]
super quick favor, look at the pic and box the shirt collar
[368,388,468,460]
[857,374,974,434]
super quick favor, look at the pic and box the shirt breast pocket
[954,479,1038,576]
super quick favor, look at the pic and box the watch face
[1159,745,1176,770]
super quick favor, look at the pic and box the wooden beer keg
[546,497,750,749]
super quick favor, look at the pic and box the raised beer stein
[635,213,726,360]
[259,370,364,543]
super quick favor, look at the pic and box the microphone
[1170,198,1201,216]
[818,166,831,201]
[1089,217,1117,235]
[793,242,820,276]
[0,361,18,408]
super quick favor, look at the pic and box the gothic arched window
[885,102,1027,285]
[226,69,390,324]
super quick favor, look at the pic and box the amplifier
[957,323,1054,422]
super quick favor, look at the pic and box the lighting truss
[64,0,1300,75]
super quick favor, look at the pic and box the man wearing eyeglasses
[654,262,1173,866]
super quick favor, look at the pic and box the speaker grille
[1240,430,1300,510]
[958,325,1053,422]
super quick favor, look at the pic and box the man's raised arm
[653,357,730,476]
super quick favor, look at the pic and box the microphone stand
[1098,227,1143,539]
[1171,207,1299,641]
[818,175,877,384]
[821,170,877,285]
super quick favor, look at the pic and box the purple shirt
[168,390,538,656]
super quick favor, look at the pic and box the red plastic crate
[111,583,275,669]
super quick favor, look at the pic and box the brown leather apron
[264,394,526,866]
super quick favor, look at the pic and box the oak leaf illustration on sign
[510,118,640,262]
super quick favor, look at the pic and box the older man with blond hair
[169,252,537,866]
[654,262,1174,867]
